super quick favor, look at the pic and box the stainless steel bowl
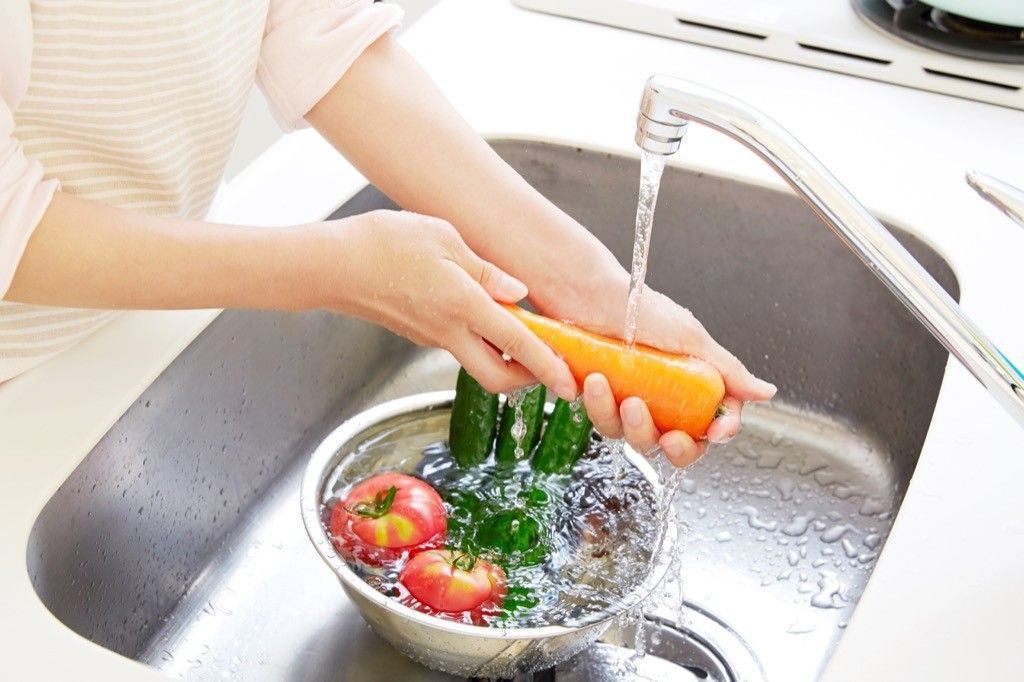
[300,390,678,678]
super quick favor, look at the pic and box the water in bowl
[319,410,669,629]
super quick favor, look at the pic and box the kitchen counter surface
[2,0,1022,679]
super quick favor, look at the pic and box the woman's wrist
[282,218,362,313]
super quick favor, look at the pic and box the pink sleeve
[0,1,60,297]
[257,0,404,132]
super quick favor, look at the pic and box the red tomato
[399,549,507,614]
[330,473,446,562]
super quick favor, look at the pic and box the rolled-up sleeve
[257,0,404,132]
[0,2,60,297]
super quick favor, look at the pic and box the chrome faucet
[966,170,1024,230]
[635,75,1024,429]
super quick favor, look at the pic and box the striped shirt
[0,0,402,381]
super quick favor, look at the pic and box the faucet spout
[636,74,1024,429]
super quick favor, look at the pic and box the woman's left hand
[532,280,776,468]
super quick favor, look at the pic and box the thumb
[459,249,529,303]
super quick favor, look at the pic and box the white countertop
[2,0,1022,679]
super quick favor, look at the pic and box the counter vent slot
[923,67,1020,91]
[797,42,891,65]
[675,18,766,41]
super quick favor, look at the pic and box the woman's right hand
[309,209,577,401]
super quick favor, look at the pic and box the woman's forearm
[306,34,627,313]
[4,191,316,310]
[3,192,581,399]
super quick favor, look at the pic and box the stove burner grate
[853,0,1024,63]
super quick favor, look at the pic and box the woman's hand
[304,33,772,467]
[531,280,776,468]
[313,209,578,401]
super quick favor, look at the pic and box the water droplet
[863,533,882,550]
[810,571,844,608]
[782,513,814,537]
[821,524,852,543]
[739,505,778,531]
[859,496,887,516]
[775,477,796,501]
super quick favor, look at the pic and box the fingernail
[623,399,643,427]
[555,379,577,402]
[553,368,577,401]
[661,434,683,459]
[752,377,777,397]
[709,430,735,445]
[498,273,528,301]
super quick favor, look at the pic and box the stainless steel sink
[27,141,957,681]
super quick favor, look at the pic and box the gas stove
[853,0,1024,63]
[514,0,1024,110]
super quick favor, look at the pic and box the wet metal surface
[27,142,957,681]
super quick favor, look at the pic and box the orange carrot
[504,304,725,439]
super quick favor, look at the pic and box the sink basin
[27,141,957,681]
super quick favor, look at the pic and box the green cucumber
[532,398,593,474]
[448,368,499,468]
[494,385,547,465]
[474,508,547,566]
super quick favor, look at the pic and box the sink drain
[493,602,764,682]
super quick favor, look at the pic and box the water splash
[570,395,586,424]
[507,388,528,461]
[326,434,664,629]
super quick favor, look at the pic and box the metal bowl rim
[300,389,678,641]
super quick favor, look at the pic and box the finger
[659,431,706,468]
[457,247,529,304]
[451,335,536,395]
[583,373,623,439]
[706,396,743,444]
[658,311,776,402]
[695,336,776,402]
[620,397,661,456]
[633,292,776,402]
[467,291,577,401]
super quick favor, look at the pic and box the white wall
[225,0,438,179]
